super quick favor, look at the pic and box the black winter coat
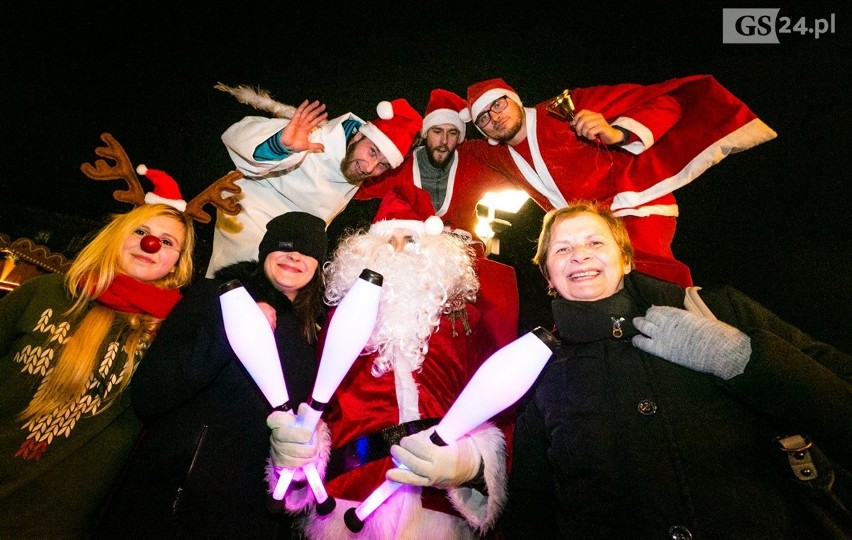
[501,272,852,539]
[95,262,320,539]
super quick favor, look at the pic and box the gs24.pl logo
[723,9,837,43]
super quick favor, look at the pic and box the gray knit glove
[387,427,482,489]
[632,305,751,380]
[267,403,318,470]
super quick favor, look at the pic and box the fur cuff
[612,116,653,155]
[446,422,507,534]
[264,418,332,512]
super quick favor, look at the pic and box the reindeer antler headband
[80,132,244,224]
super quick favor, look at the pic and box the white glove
[632,305,751,380]
[386,427,482,489]
[267,402,319,469]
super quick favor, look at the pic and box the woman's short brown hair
[533,200,634,282]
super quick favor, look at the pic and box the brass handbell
[547,89,576,121]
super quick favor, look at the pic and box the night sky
[1,3,849,351]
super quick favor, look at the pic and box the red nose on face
[140,235,161,253]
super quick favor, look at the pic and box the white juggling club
[344,326,558,532]
[219,280,290,409]
[218,279,335,514]
[271,268,384,505]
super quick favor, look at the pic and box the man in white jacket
[206,96,422,277]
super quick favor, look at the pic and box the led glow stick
[344,326,558,532]
[271,269,384,504]
[218,280,334,514]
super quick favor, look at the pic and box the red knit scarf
[95,274,182,319]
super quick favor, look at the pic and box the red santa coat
[467,74,777,286]
[323,258,519,471]
[324,303,494,499]
[357,146,516,236]
[305,285,515,538]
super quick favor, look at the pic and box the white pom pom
[424,215,444,235]
[376,101,394,120]
[136,164,148,175]
[458,108,472,123]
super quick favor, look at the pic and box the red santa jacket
[467,74,777,217]
[321,258,518,511]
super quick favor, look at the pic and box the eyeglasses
[475,96,509,129]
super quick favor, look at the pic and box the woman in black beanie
[96,211,328,539]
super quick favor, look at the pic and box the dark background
[1,2,849,351]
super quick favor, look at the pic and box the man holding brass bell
[464,76,778,287]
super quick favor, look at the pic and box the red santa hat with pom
[136,164,187,212]
[369,183,444,237]
[359,98,423,168]
[466,78,523,145]
[421,89,471,142]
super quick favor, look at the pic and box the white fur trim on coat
[265,418,332,512]
[610,118,777,212]
[446,422,507,534]
[302,489,478,540]
[611,116,654,155]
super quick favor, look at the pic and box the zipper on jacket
[611,317,625,338]
[172,424,208,513]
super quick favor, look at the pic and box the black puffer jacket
[95,262,320,539]
[502,272,852,539]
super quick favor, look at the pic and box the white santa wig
[323,228,479,380]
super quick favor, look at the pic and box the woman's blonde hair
[20,204,195,422]
[533,200,635,282]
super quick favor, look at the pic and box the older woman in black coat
[500,200,851,539]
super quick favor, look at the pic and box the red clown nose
[140,235,162,253]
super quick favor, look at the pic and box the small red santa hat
[466,78,523,144]
[136,164,187,212]
[369,183,444,237]
[359,98,423,169]
[421,89,472,143]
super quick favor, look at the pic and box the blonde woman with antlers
[0,137,199,538]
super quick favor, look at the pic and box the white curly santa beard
[323,231,479,379]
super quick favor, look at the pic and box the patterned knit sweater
[0,274,143,538]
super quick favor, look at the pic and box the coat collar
[551,272,684,344]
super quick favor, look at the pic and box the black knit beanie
[258,212,328,264]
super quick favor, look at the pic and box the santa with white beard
[267,183,517,539]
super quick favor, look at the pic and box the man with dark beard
[357,89,517,237]
[266,184,519,539]
[206,89,422,277]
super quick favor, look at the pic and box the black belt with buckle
[325,418,441,482]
